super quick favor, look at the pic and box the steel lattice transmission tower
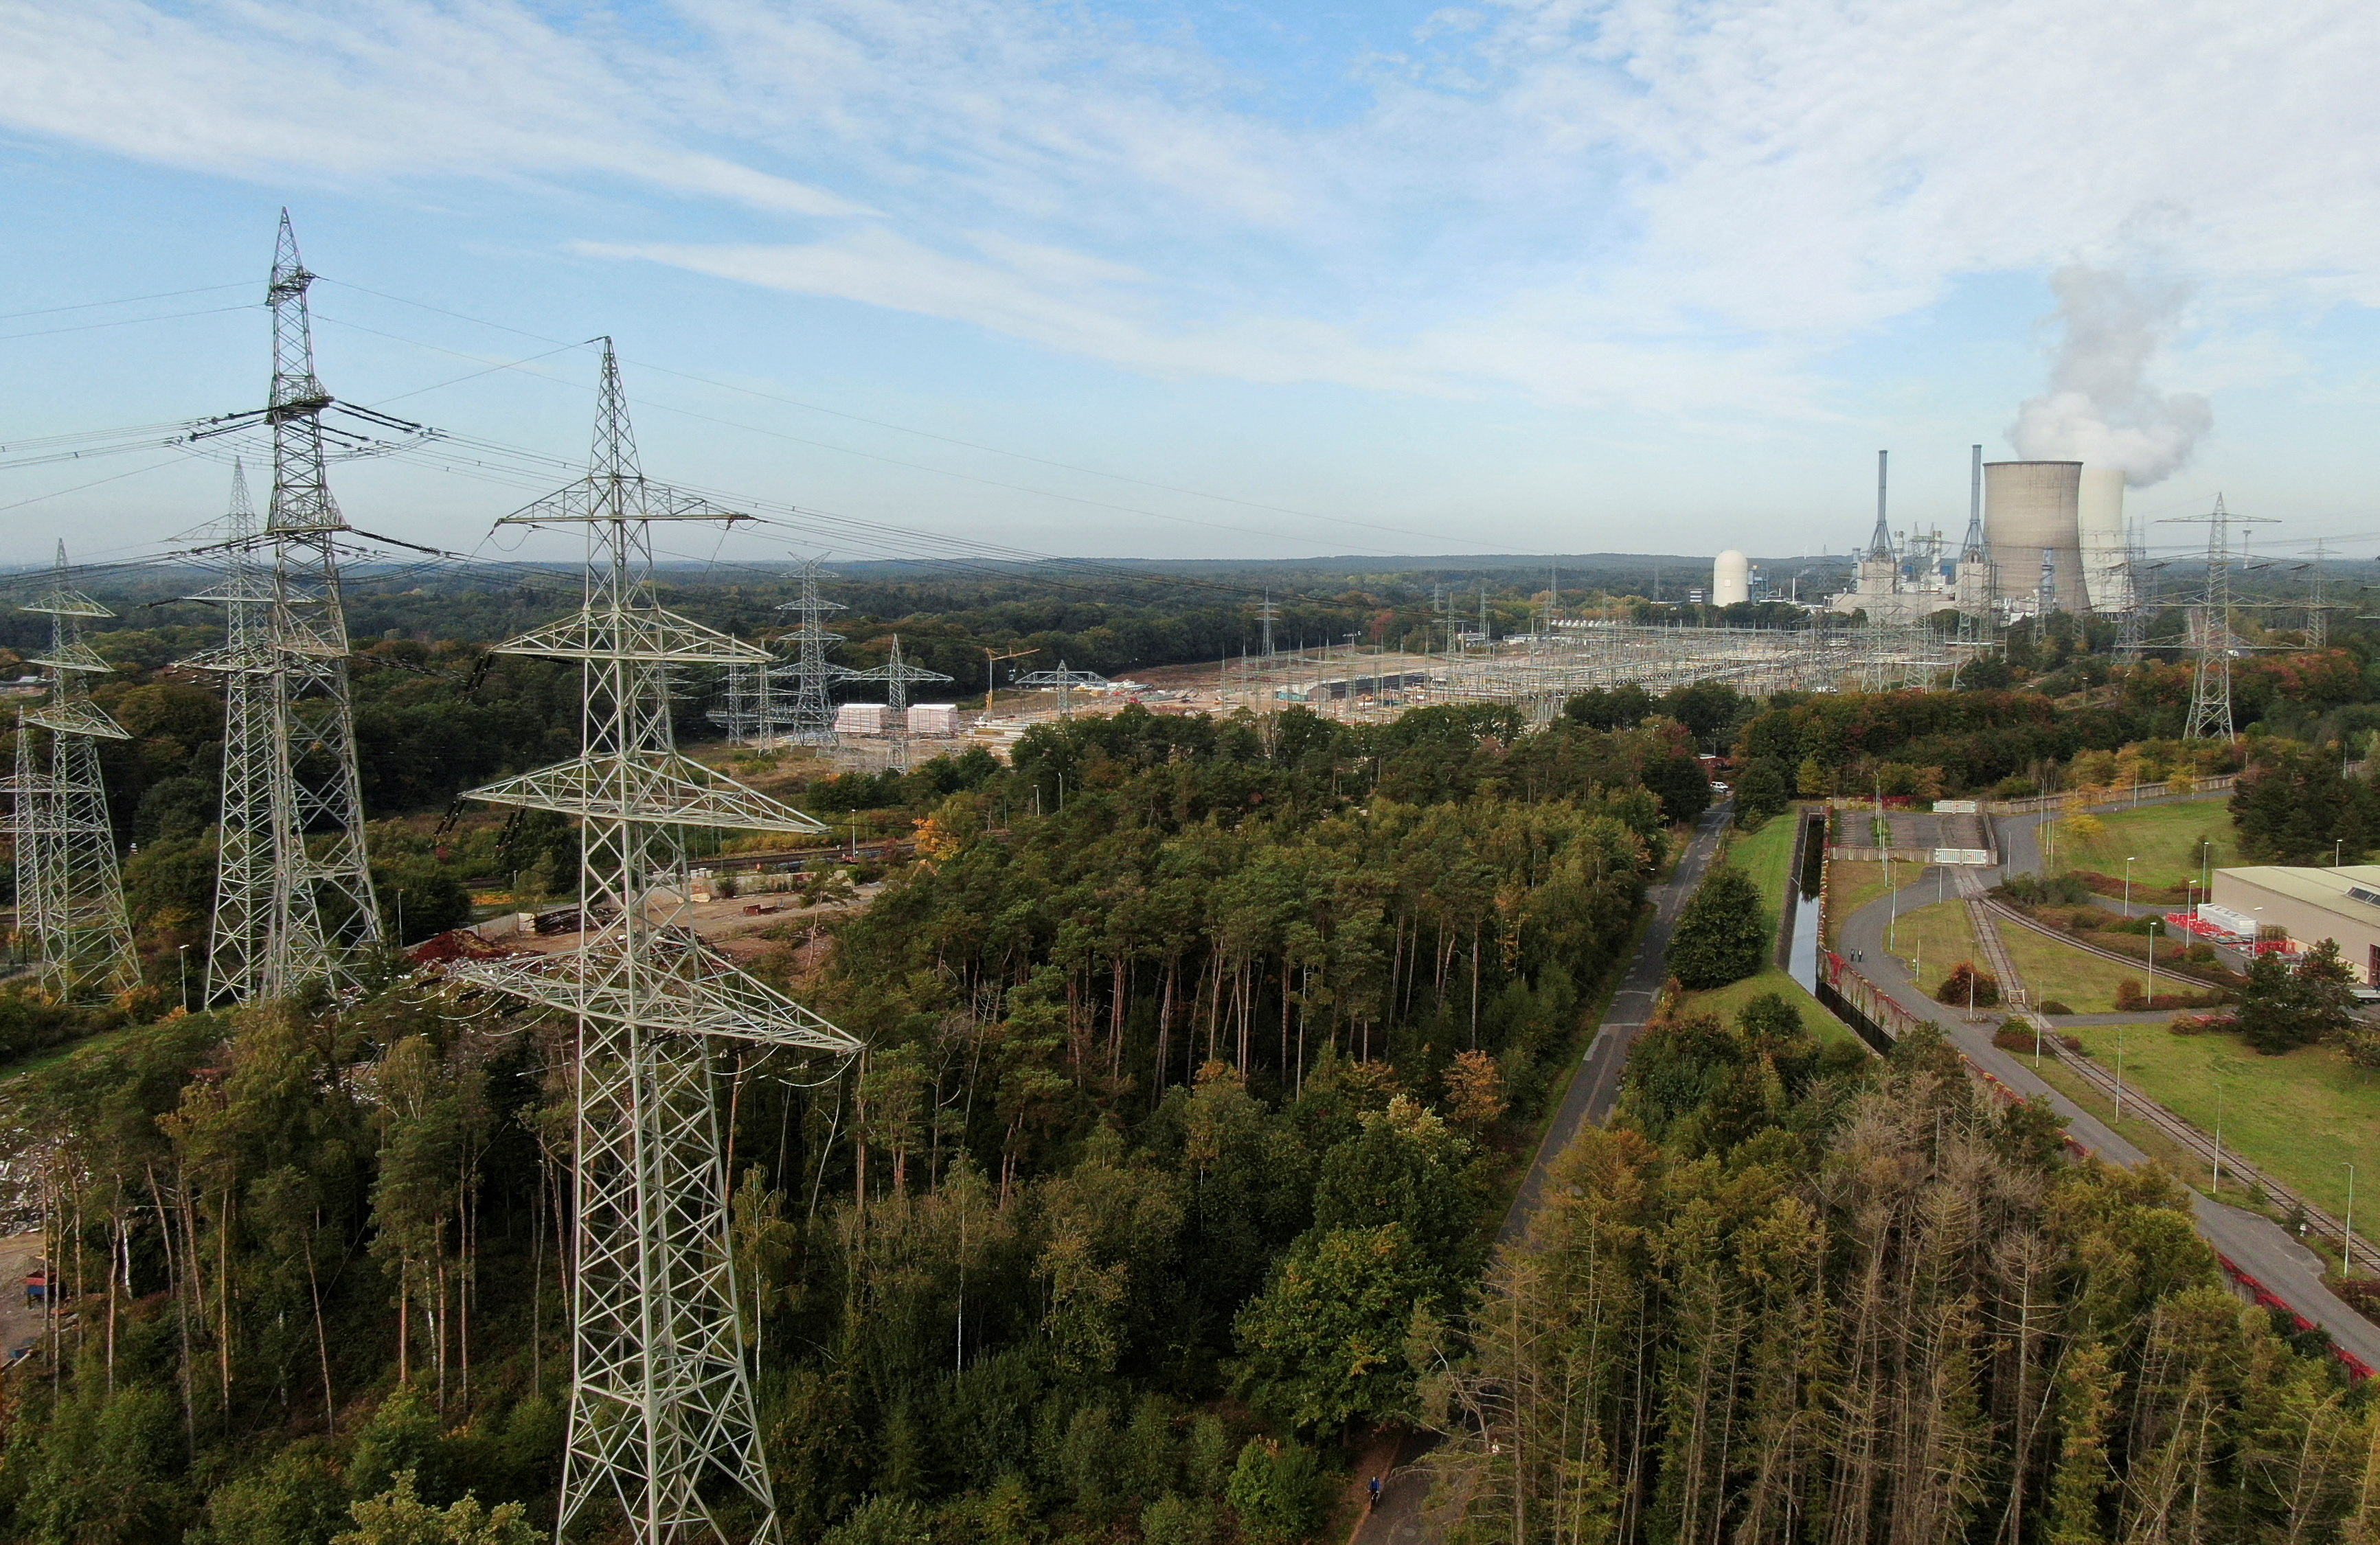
[843,634,951,772]
[8,545,137,1003]
[190,211,382,1002]
[181,461,281,1003]
[2163,494,2278,740]
[448,342,859,1544]
[771,556,851,746]
[1013,660,1110,720]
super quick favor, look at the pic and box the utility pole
[447,342,859,1544]
[183,462,277,1003]
[10,545,137,1003]
[1256,591,1279,661]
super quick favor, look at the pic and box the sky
[3,0,2379,572]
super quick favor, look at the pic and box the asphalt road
[1837,867,2380,1373]
[1347,802,1736,1545]
[1495,800,1736,1246]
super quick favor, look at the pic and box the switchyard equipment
[841,634,951,772]
[445,342,860,1543]
[184,212,383,1003]
[708,554,853,748]
[8,545,137,1004]
[1012,660,1111,719]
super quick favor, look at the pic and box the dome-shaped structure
[1712,549,1751,606]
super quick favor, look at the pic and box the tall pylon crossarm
[445,341,857,1544]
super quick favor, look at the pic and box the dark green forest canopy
[0,700,1707,1544]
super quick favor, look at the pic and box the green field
[1995,918,2156,1013]
[2058,1020,2380,1258]
[1825,862,1895,945]
[1879,897,1982,1002]
[1727,808,1806,946]
[1678,967,1867,1053]
[2052,799,2242,894]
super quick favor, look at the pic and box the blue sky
[3,0,2379,570]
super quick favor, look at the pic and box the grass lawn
[2052,799,2243,894]
[1729,810,1804,921]
[1826,862,1895,946]
[1879,897,1982,1003]
[1995,922,2151,1014]
[1678,967,1868,1053]
[2057,1020,2380,1259]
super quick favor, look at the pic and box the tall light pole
[2347,1163,2359,1280]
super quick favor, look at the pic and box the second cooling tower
[1984,461,2088,613]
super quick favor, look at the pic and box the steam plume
[2008,263,2210,487]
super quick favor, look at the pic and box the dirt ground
[0,1232,49,1362]
[488,885,884,965]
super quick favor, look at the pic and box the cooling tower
[1983,461,2087,613]
[1712,549,1750,606]
[2076,468,2131,613]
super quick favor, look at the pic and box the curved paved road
[1837,871,2380,1372]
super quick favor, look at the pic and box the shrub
[2038,1000,2074,1017]
[1991,1022,2039,1053]
[2115,979,2144,1011]
[1934,963,1999,1008]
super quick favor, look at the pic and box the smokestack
[1868,450,1893,560]
[1963,445,1985,561]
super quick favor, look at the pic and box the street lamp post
[177,943,189,1011]
[2348,1163,2359,1280]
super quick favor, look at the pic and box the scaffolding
[9,545,137,1004]
[446,341,859,1543]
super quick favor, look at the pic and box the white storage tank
[1712,549,1751,606]
[1983,461,2087,612]
[2076,468,2131,613]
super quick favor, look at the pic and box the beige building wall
[2208,866,2380,983]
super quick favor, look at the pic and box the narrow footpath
[1497,799,1735,1246]
[1346,801,1735,1545]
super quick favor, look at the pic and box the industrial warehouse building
[2205,865,2380,983]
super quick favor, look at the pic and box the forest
[1432,1011,2378,1542]
[0,700,1710,1544]
[6,556,2380,1543]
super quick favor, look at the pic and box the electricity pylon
[447,342,859,1543]
[2162,494,2278,740]
[182,461,279,1003]
[1013,660,1110,720]
[188,212,381,1001]
[10,545,137,1003]
[842,634,951,772]
[772,556,850,745]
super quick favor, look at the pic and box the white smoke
[2008,264,2212,487]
